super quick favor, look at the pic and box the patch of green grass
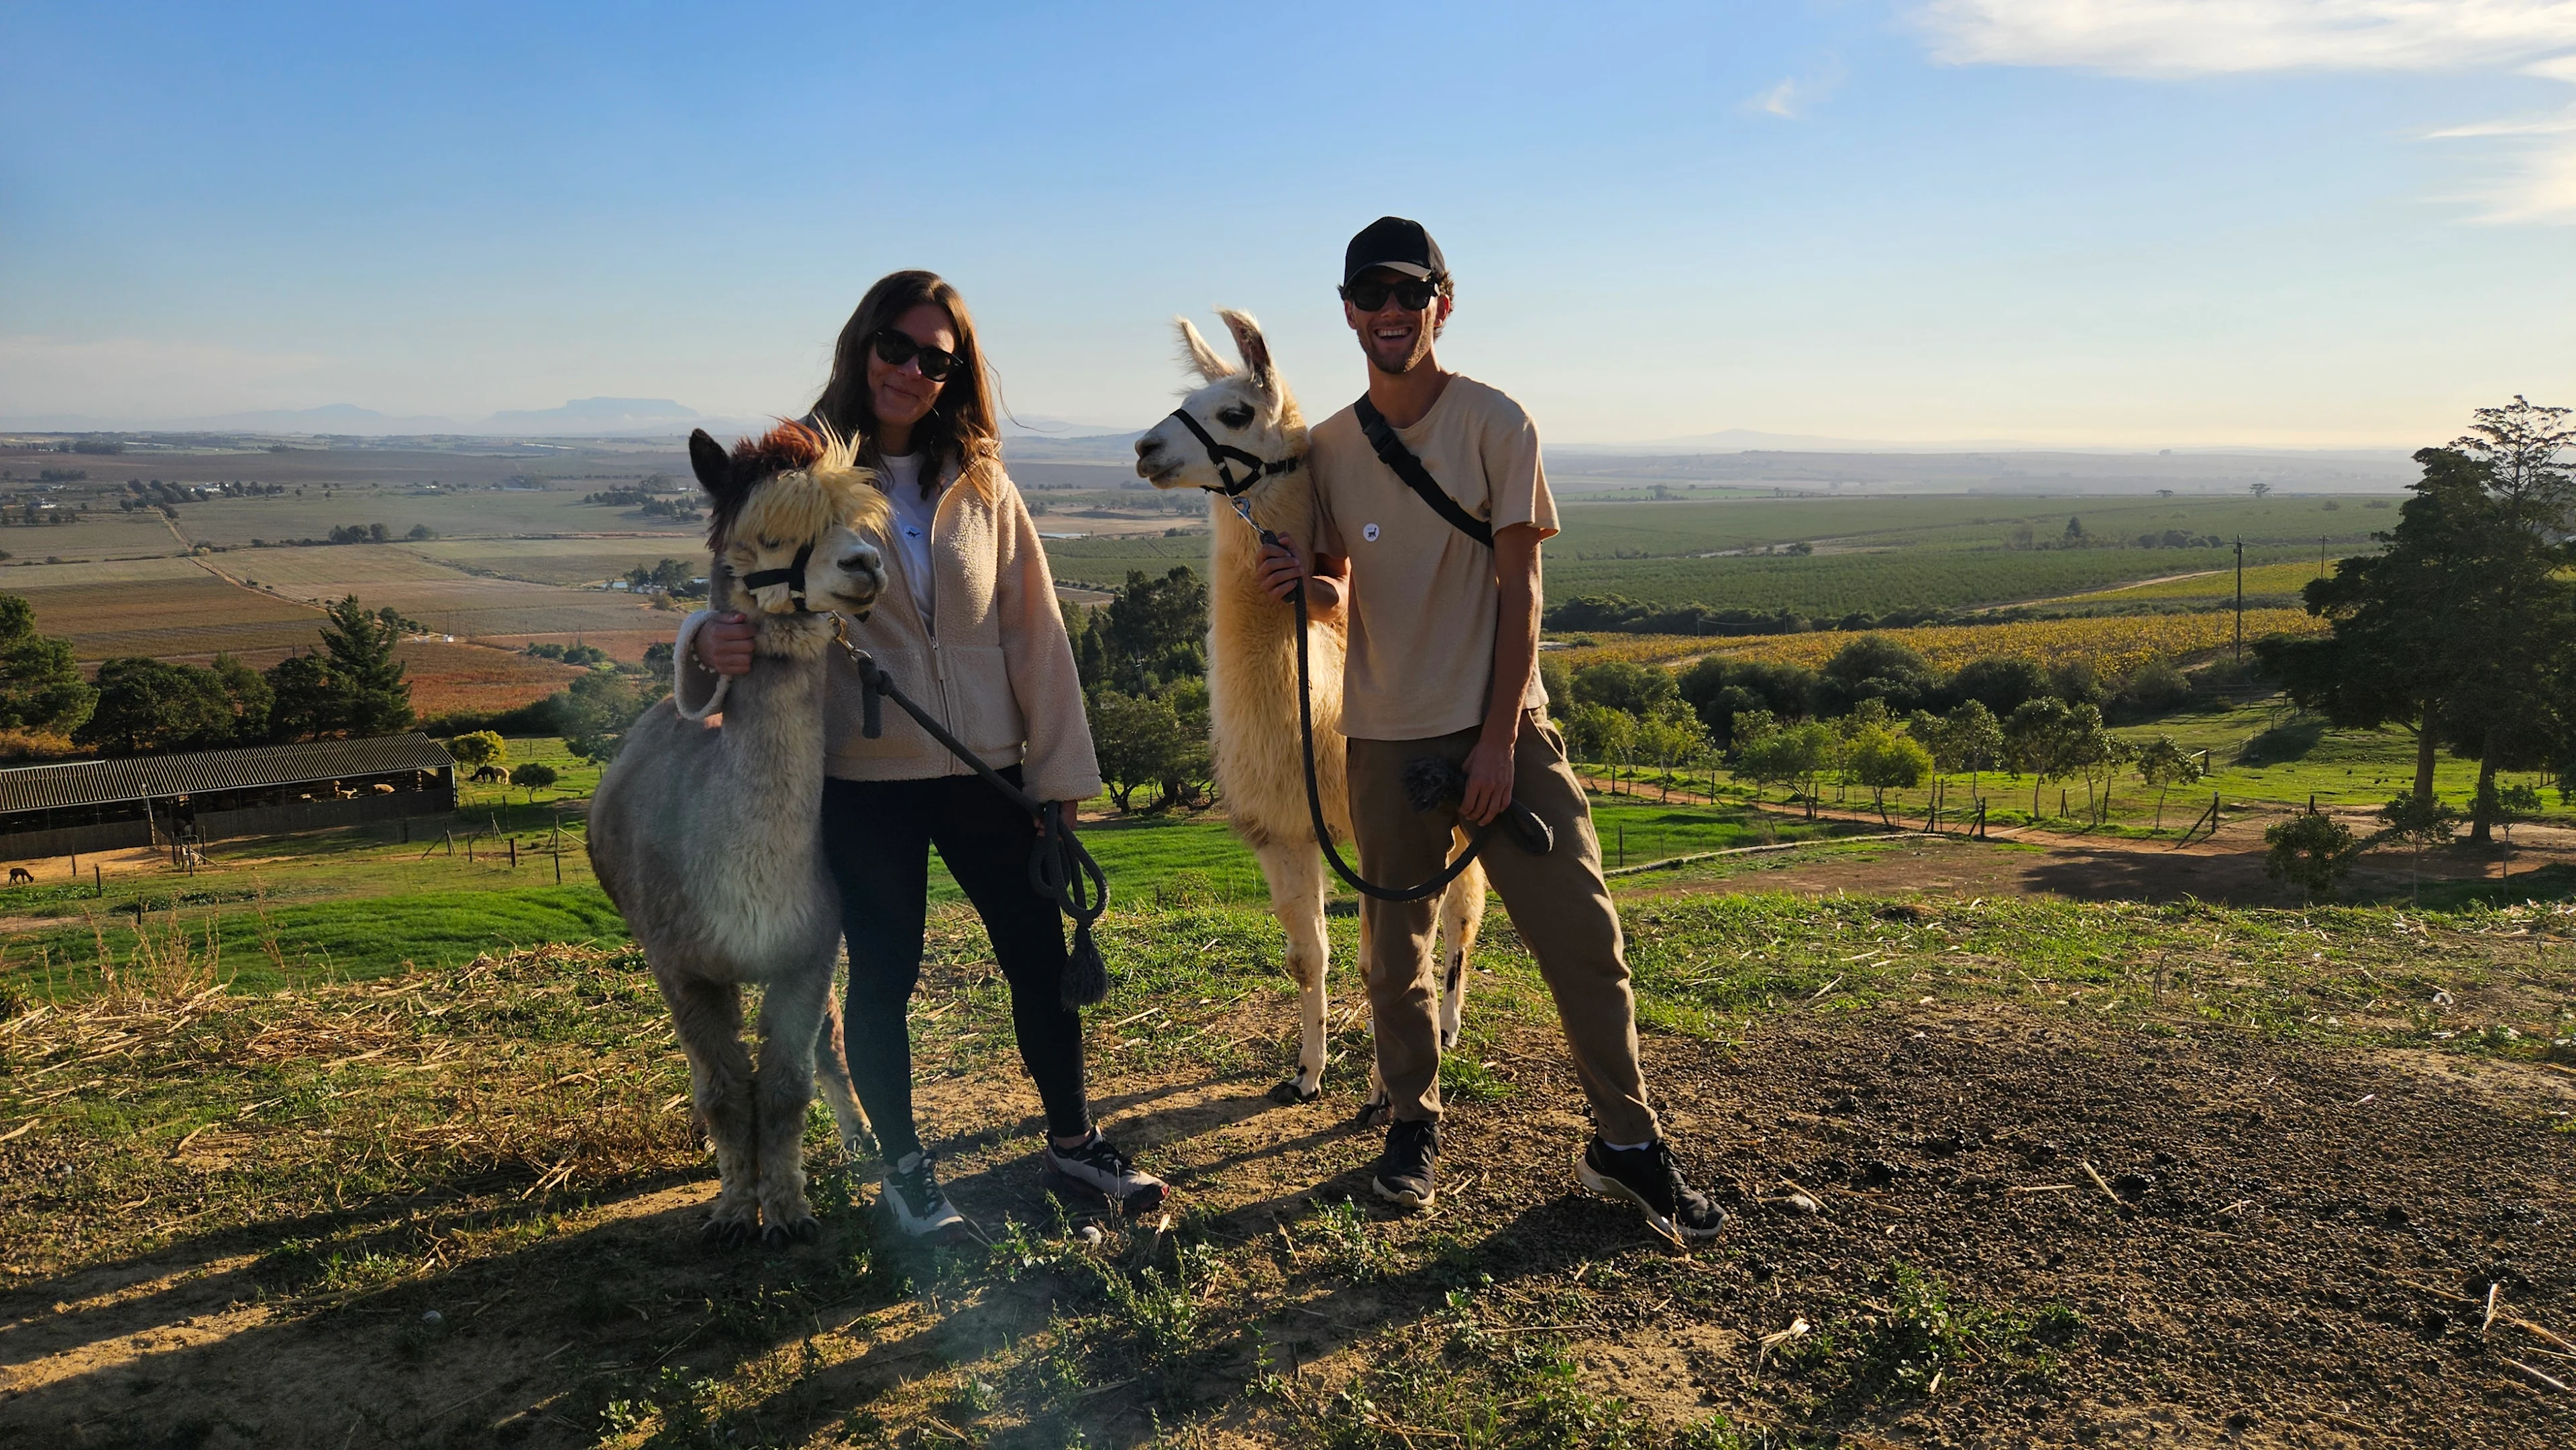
[1778,1262,2082,1408]
[4,885,626,995]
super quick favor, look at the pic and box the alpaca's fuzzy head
[689,422,894,617]
[1133,309,1306,495]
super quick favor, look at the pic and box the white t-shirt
[881,453,940,625]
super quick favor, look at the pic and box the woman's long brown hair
[810,270,1000,498]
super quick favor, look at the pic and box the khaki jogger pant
[1346,711,1658,1146]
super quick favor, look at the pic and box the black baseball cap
[1343,216,1446,286]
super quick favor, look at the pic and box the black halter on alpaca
[737,541,818,612]
[1161,406,1301,497]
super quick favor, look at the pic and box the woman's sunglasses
[1338,278,1440,312]
[870,329,964,382]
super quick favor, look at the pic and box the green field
[8,700,2540,1002]
[1036,494,2384,614]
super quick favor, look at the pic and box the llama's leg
[1438,853,1488,1052]
[753,965,833,1245]
[1256,840,1332,1104]
[811,967,873,1163]
[660,972,757,1247]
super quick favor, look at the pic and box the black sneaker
[1041,1131,1169,1215]
[882,1150,966,1238]
[1577,1138,1727,1246]
[1373,1119,1440,1210]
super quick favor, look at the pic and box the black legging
[822,769,1091,1164]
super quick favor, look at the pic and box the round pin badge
[1362,522,1381,543]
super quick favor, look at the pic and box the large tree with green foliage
[1571,660,1680,718]
[2257,434,2575,844]
[74,658,236,755]
[557,667,667,764]
[317,594,415,737]
[0,592,93,735]
[1095,567,1208,695]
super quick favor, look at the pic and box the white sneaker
[1040,1131,1169,1215]
[881,1151,965,1237]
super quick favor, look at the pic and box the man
[1255,217,1725,1243]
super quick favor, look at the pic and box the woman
[675,270,1165,1235]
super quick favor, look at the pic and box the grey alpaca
[588,423,889,1247]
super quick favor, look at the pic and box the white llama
[1133,311,1485,1107]
[588,423,881,1247]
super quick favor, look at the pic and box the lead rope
[833,616,1110,1009]
[1223,493,1493,903]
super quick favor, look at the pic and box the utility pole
[2233,537,2245,663]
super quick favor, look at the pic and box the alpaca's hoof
[1351,1097,1392,1131]
[702,1216,753,1250]
[1268,1078,1322,1106]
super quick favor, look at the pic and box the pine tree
[317,594,414,737]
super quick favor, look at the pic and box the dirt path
[5,991,2571,1447]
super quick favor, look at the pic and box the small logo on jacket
[1362,522,1381,543]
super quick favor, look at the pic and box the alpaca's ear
[688,429,729,496]
[1176,318,1233,384]
[1218,310,1272,392]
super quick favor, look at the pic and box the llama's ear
[1176,317,1234,384]
[1218,309,1272,392]
[688,429,730,496]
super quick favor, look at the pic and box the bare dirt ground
[6,977,2574,1447]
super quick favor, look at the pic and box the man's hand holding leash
[1257,533,1344,619]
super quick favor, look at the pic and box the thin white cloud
[1754,77,1804,117]
[1917,1,2576,76]
[2428,107,2576,136]
[1914,1,2576,222]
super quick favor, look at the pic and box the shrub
[2264,812,2358,902]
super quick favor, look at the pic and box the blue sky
[5,1,2575,447]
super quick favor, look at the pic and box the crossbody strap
[1352,395,1493,549]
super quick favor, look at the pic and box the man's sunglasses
[871,329,965,382]
[1339,278,1441,312]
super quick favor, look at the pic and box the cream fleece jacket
[674,455,1103,803]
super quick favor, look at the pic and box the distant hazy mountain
[1573,427,2046,453]
[480,397,704,434]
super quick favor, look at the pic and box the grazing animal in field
[471,765,506,785]
[1133,311,1485,1107]
[7,867,32,885]
[587,421,886,1247]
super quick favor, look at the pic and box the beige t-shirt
[1310,374,1558,740]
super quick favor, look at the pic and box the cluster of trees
[526,642,612,666]
[2133,528,2228,550]
[72,596,417,756]
[1063,566,1215,812]
[1555,649,2210,827]
[1669,634,2212,753]
[0,505,74,526]
[2257,396,2575,848]
[619,559,702,594]
[1546,595,1957,638]
[319,522,437,544]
